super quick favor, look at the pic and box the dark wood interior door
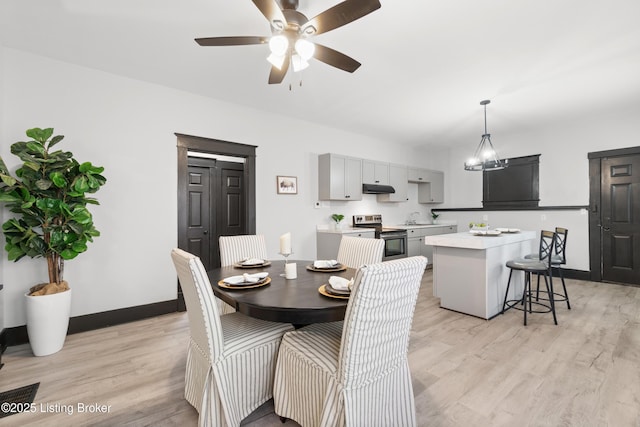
[217,163,245,237]
[187,158,246,272]
[601,155,640,284]
[186,157,215,270]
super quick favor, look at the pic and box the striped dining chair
[336,235,385,269]
[171,248,293,427]
[274,256,428,427]
[217,234,269,314]
[219,234,269,267]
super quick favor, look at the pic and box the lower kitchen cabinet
[316,229,376,259]
[406,225,457,265]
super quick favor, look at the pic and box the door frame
[588,146,640,282]
[176,133,257,310]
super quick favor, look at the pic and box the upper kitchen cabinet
[318,153,363,201]
[417,170,444,203]
[362,160,390,185]
[408,167,429,183]
[377,163,408,202]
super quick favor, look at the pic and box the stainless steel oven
[353,214,408,261]
[379,229,408,261]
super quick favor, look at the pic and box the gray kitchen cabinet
[316,229,376,259]
[405,225,457,265]
[408,167,429,183]
[318,153,363,201]
[423,225,456,264]
[362,159,389,185]
[377,163,408,203]
[418,170,444,203]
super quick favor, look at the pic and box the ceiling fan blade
[301,0,381,36]
[252,0,287,30]
[268,52,290,84]
[195,36,269,46]
[313,43,361,73]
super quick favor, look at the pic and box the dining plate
[318,284,350,299]
[495,228,520,233]
[306,264,347,273]
[470,230,502,236]
[218,277,271,290]
[233,261,272,269]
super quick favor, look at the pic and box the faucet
[406,211,420,225]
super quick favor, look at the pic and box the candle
[280,232,291,255]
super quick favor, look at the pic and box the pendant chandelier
[464,100,508,171]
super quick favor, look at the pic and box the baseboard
[2,299,179,348]
[556,268,590,281]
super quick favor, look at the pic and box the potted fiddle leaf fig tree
[0,127,106,356]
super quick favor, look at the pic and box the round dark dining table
[207,260,355,324]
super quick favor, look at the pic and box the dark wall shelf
[433,206,588,212]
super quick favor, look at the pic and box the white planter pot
[25,288,72,356]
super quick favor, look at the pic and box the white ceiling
[1,0,639,149]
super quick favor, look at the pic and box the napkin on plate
[241,258,265,266]
[328,276,353,291]
[314,259,339,269]
[224,272,269,285]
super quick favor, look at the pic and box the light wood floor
[3,272,640,426]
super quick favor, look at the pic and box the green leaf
[26,141,46,156]
[60,248,79,260]
[50,172,67,188]
[49,134,64,148]
[71,241,87,253]
[26,127,54,143]
[35,179,52,190]
[74,176,89,193]
[0,173,17,186]
[6,245,26,261]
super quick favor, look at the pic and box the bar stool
[502,230,558,326]
[525,227,570,309]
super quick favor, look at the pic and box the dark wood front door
[601,155,640,284]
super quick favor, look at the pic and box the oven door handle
[380,232,408,238]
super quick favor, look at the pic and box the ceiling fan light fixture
[464,100,508,171]
[291,54,309,72]
[267,53,287,69]
[271,19,286,31]
[295,38,315,60]
[269,34,289,56]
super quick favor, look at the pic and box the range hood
[362,183,396,194]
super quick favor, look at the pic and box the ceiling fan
[195,0,381,84]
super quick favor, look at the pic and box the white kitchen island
[424,231,536,319]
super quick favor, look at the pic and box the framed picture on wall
[276,176,297,194]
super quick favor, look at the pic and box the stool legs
[542,272,558,325]
[502,270,514,315]
[557,266,571,309]
[503,268,558,326]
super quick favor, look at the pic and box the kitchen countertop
[316,225,376,234]
[424,230,536,249]
[386,222,457,230]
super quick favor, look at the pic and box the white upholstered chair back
[338,256,427,389]
[171,248,224,362]
[219,234,269,267]
[336,236,385,269]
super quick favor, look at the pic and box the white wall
[0,48,429,327]
[430,102,640,271]
[0,47,5,334]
